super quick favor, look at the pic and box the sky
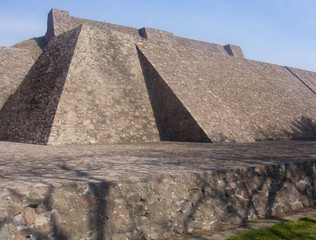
[0,0,315,72]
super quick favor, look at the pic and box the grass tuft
[228,214,316,240]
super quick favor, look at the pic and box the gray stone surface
[287,66,316,93]
[1,7,316,240]
[137,41,316,142]
[137,46,211,142]
[0,140,315,239]
[2,8,316,145]
[46,9,232,56]
[0,27,81,144]
[47,25,160,145]
[0,47,33,109]
[46,8,140,43]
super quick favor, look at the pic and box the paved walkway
[0,140,316,188]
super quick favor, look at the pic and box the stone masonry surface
[0,47,33,109]
[136,41,316,142]
[137,46,211,142]
[1,8,315,145]
[287,66,316,93]
[0,27,81,144]
[46,9,231,56]
[0,140,315,239]
[47,25,160,145]
[1,7,316,240]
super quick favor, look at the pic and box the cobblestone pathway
[0,140,315,187]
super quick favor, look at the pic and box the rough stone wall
[137,46,211,142]
[0,27,81,144]
[46,9,140,43]
[175,36,233,56]
[2,8,315,145]
[46,9,241,57]
[71,17,140,39]
[0,47,33,109]
[136,41,316,142]
[45,9,72,42]
[47,25,160,145]
[224,44,244,57]
[0,161,315,239]
[12,36,47,61]
[139,27,177,46]
[287,66,316,93]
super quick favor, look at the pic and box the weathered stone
[34,215,49,225]
[63,208,85,222]
[54,197,73,213]
[50,211,61,226]
[13,230,26,239]
[148,201,165,213]
[116,206,129,216]
[133,203,147,216]
[0,47,34,109]
[78,193,96,208]
[108,187,119,198]
[18,227,33,237]
[127,194,141,202]
[9,193,23,203]
[36,222,51,235]
[23,207,35,225]
[2,8,315,145]
[6,205,22,216]
[0,207,8,221]
[229,182,237,189]
[174,225,184,234]
[12,214,25,226]
[35,204,48,214]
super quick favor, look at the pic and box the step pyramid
[0,25,164,145]
[136,41,316,142]
[0,9,315,145]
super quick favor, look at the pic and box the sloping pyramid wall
[47,25,160,144]
[0,25,164,145]
[1,8,315,145]
[137,47,211,142]
[287,67,316,93]
[136,41,316,142]
[0,47,34,109]
[0,27,81,144]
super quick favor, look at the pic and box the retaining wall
[0,140,315,239]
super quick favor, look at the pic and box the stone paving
[1,140,316,187]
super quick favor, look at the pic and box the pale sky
[1,0,315,72]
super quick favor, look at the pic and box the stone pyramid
[0,9,315,145]
[137,41,316,142]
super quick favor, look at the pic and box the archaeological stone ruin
[1,9,316,145]
[0,9,315,240]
